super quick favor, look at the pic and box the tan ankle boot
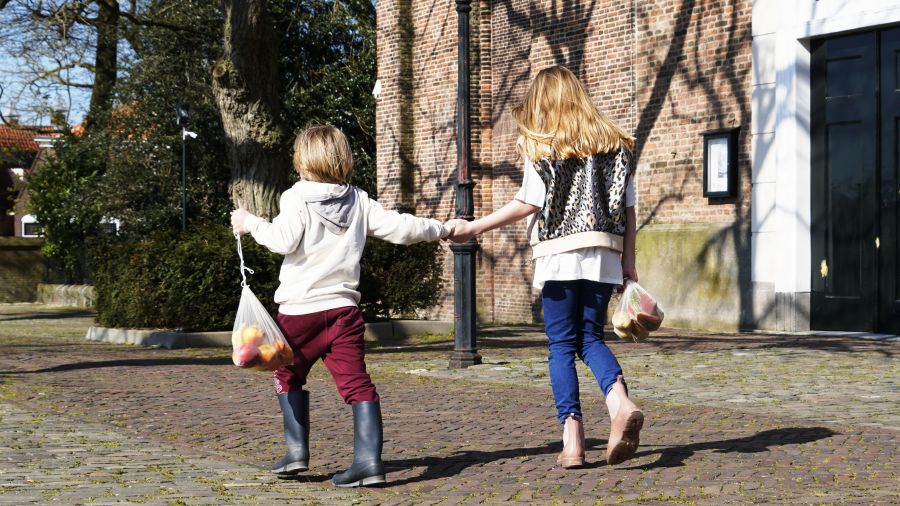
[556,415,585,469]
[605,376,644,465]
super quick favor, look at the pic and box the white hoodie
[243,180,448,315]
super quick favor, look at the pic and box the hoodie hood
[297,182,358,234]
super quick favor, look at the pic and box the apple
[233,344,260,368]
[257,343,277,365]
[636,311,662,331]
[275,340,294,365]
[631,322,650,342]
[241,324,264,346]
[611,311,631,330]
[613,326,632,340]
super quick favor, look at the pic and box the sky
[0,52,91,127]
[0,2,93,128]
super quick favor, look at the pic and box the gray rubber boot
[272,390,309,475]
[331,401,386,487]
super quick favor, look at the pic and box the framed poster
[703,128,739,198]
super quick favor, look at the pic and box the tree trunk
[212,0,288,218]
[86,0,119,126]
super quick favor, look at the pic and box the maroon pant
[273,306,379,404]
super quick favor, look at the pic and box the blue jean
[542,279,623,424]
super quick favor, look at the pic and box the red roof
[0,124,57,152]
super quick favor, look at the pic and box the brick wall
[377,0,753,323]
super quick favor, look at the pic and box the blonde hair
[292,125,353,184]
[513,66,635,161]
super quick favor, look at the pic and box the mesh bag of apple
[611,280,664,342]
[231,236,294,371]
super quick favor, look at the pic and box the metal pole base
[450,239,479,369]
[449,350,482,369]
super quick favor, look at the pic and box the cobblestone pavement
[0,304,897,505]
[0,401,360,505]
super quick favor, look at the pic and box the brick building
[376,0,900,334]
[0,123,41,236]
[0,124,58,238]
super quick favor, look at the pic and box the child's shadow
[274,438,594,486]
[382,437,599,487]
[379,426,836,487]
[620,426,837,471]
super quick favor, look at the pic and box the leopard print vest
[528,147,632,258]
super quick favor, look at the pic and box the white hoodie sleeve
[365,198,447,245]
[244,191,306,255]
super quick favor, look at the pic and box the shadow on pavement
[381,437,592,487]
[0,310,96,322]
[0,356,232,374]
[368,325,895,357]
[622,427,837,470]
[367,338,549,355]
[485,326,896,357]
[379,427,836,486]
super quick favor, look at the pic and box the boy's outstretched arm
[231,195,305,255]
[366,198,448,245]
[447,199,538,243]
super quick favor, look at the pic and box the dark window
[23,222,44,237]
[100,222,118,235]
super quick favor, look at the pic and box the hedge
[92,222,443,330]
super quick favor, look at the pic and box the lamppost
[449,0,482,369]
[175,103,196,232]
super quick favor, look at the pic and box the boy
[231,125,450,487]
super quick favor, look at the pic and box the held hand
[445,219,475,243]
[440,220,455,241]
[231,208,251,235]
[623,264,639,283]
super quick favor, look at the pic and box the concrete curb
[85,327,231,349]
[85,320,453,349]
[37,284,95,308]
[363,320,453,340]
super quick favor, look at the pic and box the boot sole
[273,461,309,476]
[333,474,386,488]
[607,411,644,465]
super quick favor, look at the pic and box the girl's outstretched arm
[448,199,539,243]
[622,206,638,281]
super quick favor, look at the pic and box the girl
[232,125,451,486]
[448,65,644,467]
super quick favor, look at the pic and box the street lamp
[175,103,197,232]
[449,0,482,369]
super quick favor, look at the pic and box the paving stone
[0,305,896,504]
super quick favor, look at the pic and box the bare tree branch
[0,84,8,124]
[118,7,189,32]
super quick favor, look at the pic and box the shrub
[359,238,444,321]
[91,222,280,331]
[92,221,444,330]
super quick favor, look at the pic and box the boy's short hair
[292,125,353,184]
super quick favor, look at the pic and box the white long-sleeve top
[244,180,449,315]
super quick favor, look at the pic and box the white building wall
[750,0,900,330]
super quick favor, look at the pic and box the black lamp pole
[449,0,481,369]
[181,132,187,231]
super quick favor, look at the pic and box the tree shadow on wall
[387,0,804,330]
[497,0,791,330]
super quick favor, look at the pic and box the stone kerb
[84,326,230,349]
[37,284,95,308]
[85,319,453,349]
